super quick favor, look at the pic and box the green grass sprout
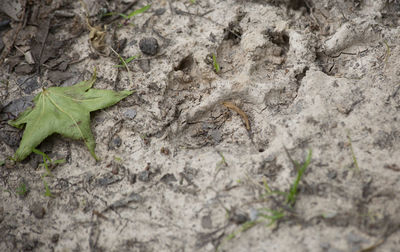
[33,148,53,175]
[258,208,285,226]
[212,53,220,73]
[32,148,66,197]
[104,5,151,21]
[123,5,151,19]
[226,221,257,241]
[286,149,312,206]
[110,47,134,87]
[16,183,28,196]
[218,149,312,251]
[42,177,53,197]
[215,151,228,172]
[114,55,139,68]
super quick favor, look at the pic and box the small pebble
[155,8,166,16]
[139,37,159,56]
[109,135,122,149]
[123,109,137,120]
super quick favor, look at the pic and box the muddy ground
[1,0,400,251]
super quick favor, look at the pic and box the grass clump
[221,149,312,249]
[32,148,66,197]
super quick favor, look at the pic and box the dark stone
[30,203,46,219]
[139,37,159,56]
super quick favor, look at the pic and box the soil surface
[1,0,400,251]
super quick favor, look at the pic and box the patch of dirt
[1,0,400,251]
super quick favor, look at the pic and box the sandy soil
[1,0,400,251]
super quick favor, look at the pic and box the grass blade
[126,5,151,19]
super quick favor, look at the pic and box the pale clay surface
[1,0,400,251]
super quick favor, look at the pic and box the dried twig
[222,101,251,130]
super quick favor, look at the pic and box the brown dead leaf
[222,101,251,130]
[86,18,107,53]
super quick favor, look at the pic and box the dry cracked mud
[1,0,400,251]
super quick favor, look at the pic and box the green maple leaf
[9,71,133,161]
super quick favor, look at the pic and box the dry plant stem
[222,101,251,130]
[110,47,134,88]
[346,131,360,172]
